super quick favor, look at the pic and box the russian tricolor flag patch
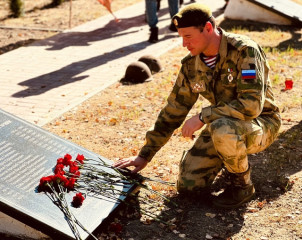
[242,69,256,79]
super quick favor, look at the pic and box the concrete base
[0,212,49,240]
[224,0,292,25]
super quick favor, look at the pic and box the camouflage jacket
[139,28,281,161]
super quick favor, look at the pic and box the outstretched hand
[113,156,148,173]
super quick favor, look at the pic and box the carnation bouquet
[38,153,175,240]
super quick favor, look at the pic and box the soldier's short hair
[172,3,215,30]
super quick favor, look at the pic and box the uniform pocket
[246,120,264,154]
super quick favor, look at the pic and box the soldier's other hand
[113,156,148,173]
[182,114,204,140]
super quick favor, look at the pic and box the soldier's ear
[204,22,213,33]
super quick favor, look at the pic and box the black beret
[172,3,212,28]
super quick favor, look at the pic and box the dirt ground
[1,1,302,240]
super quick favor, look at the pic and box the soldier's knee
[209,117,238,133]
[209,118,242,142]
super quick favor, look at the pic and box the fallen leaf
[206,234,213,239]
[130,148,138,156]
[142,218,152,225]
[205,213,216,218]
[109,118,117,126]
[247,207,259,213]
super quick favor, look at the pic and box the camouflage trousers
[177,115,281,193]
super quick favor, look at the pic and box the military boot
[213,166,255,209]
[148,27,158,43]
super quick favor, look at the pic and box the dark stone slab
[248,0,302,25]
[0,108,132,240]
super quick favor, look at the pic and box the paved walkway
[0,0,225,126]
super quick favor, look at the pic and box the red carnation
[72,192,85,207]
[57,158,64,165]
[63,154,72,166]
[76,154,85,164]
[73,170,81,178]
[38,175,54,191]
[39,175,54,186]
[53,174,69,187]
[69,161,79,174]
[54,163,65,175]
[65,178,76,190]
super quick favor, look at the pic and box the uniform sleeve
[139,66,199,161]
[202,46,266,123]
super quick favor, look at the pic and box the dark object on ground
[148,27,159,43]
[120,61,152,84]
[138,55,163,74]
[10,0,24,18]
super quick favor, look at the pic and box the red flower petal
[38,175,54,192]
[73,170,81,178]
[69,161,79,173]
[65,178,76,190]
[76,154,85,164]
[63,154,72,166]
[57,158,64,165]
[39,175,54,185]
[64,154,72,161]
[54,163,65,174]
[54,174,68,186]
[72,192,85,207]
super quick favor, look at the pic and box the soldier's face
[178,26,210,56]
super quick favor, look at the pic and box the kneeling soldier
[114,3,281,208]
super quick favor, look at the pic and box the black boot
[213,166,255,209]
[148,27,158,43]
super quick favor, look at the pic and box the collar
[217,27,228,59]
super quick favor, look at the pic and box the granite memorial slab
[249,0,302,24]
[0,108,133,239]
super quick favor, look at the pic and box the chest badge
[227,68,233,82]
[192,82,205,92]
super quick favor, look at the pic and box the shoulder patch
[224,32,257,51]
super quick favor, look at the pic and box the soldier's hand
[182,114,204,140]
[113,156,148,173]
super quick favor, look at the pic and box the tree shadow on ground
[98,121,302,240]
[33,6,172,51]
[36,13,147,51]
[219,19,302,51]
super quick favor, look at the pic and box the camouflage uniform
[138,29,281,193]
